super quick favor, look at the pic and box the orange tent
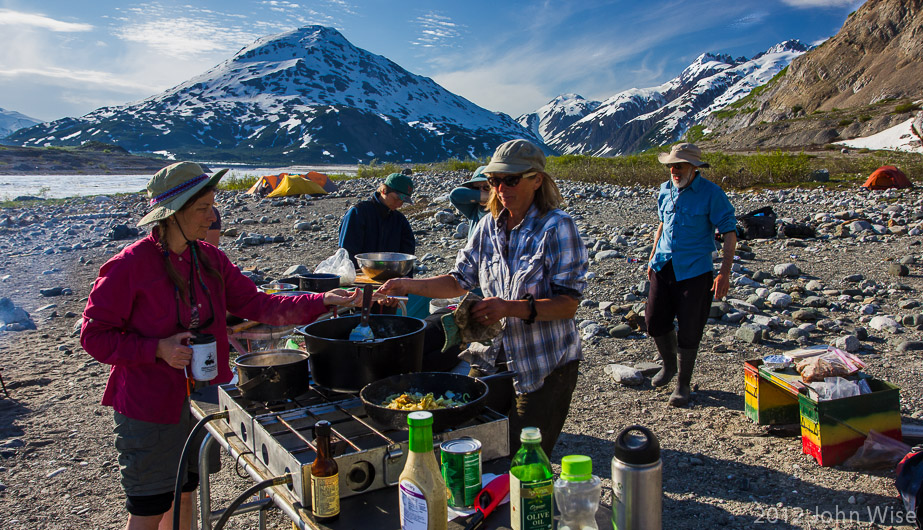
[246,174,285,196]
[861,166,912,190]
[303,171,339,193]
[246,172,338,196]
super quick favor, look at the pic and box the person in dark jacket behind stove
[337,172,416,266]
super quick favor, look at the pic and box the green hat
[484,139,546,175]
[461,165,489,188]
[384,173,414,204]
[138,161,227,226]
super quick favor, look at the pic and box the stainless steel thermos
[611,425,661,530]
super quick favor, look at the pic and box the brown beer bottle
[310,420,340,522]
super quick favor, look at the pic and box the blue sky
[1,0,864,123]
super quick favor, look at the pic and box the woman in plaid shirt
[379,139,588,455]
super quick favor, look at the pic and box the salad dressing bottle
[398,411,448,530]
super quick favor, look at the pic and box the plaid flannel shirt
[450,204,588,394]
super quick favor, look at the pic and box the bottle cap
[314,420,331,437]
[560,455,593,481]
[519,426,542,443]
[190,332,215,344]
[613,425,660,465]
[407,411,433,427]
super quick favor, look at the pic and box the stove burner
[216,382,509,507]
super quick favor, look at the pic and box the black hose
[172,411,228,530]
[213,475,292,530]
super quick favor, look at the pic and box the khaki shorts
[113,404,196,497]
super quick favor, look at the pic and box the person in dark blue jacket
[338,173,416,266]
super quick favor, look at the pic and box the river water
[0,165,358,199]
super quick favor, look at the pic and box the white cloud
[411,12,462,48]
[113,17,261,59]
[779,0,859,7]
[0,9,93,32]
[0,66,151,92]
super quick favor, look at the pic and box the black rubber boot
[651,330,677,387]
[669,347,698,407]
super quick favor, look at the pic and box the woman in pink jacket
[81,161,357,530]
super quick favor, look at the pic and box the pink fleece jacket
[81,232,328,423]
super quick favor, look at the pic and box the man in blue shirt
[338,172,416,266]
[646,143,737,407]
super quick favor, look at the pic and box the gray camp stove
[216,383,509,508]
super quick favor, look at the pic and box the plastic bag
[810,377,861,401]
[314,248,356,286]
[843,430,911,469]
[796,347,865,383]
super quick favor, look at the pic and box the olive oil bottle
[510,427,553,530]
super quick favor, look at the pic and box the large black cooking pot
[234,349,310,402]
[280,273,340,293]
[296,315,425,392]
[360,371,515,432]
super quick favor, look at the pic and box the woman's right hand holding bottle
[156,331,194,369]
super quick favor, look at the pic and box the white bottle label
[399,480,428,530]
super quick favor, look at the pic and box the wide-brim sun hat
[483,139,546,175]
[138,161,228,226]
[461,165,489,188]
[658,143,710,168]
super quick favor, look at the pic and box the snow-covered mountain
[520,40,809,155]
[0,108,42,139]
[7,26,541,163]
[516,94,600,146]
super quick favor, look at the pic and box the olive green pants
[469,360,580,457]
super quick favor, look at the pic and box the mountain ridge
[518,40,808,155]
[7,26,542,164]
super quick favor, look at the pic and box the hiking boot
[669,347,698,407]
[651,331,677,388]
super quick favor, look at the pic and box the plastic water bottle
[554,455,601,530]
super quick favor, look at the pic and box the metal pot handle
[237,366,281,392]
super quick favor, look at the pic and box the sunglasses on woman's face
[487,172,537,188]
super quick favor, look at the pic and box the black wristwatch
[521,293,537,325]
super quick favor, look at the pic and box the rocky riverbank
[1,171,921,529]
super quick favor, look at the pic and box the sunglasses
[486,172,537,188]
[666,163,689,169]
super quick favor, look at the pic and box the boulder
[604,364,644,386]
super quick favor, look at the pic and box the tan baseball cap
[483,139,546,174]
[658,143,710,168]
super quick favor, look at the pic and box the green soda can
[440,437,482,509]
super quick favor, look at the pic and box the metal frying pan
[360,371,514,432]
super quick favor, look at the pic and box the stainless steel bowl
[354,252,416,281]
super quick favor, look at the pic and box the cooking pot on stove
[234,349,310,402]
[280,273,341,293]
[296,315,425,392]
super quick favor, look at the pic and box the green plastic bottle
[509,427,554,530]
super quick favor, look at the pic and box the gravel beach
[1,171,921,529]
